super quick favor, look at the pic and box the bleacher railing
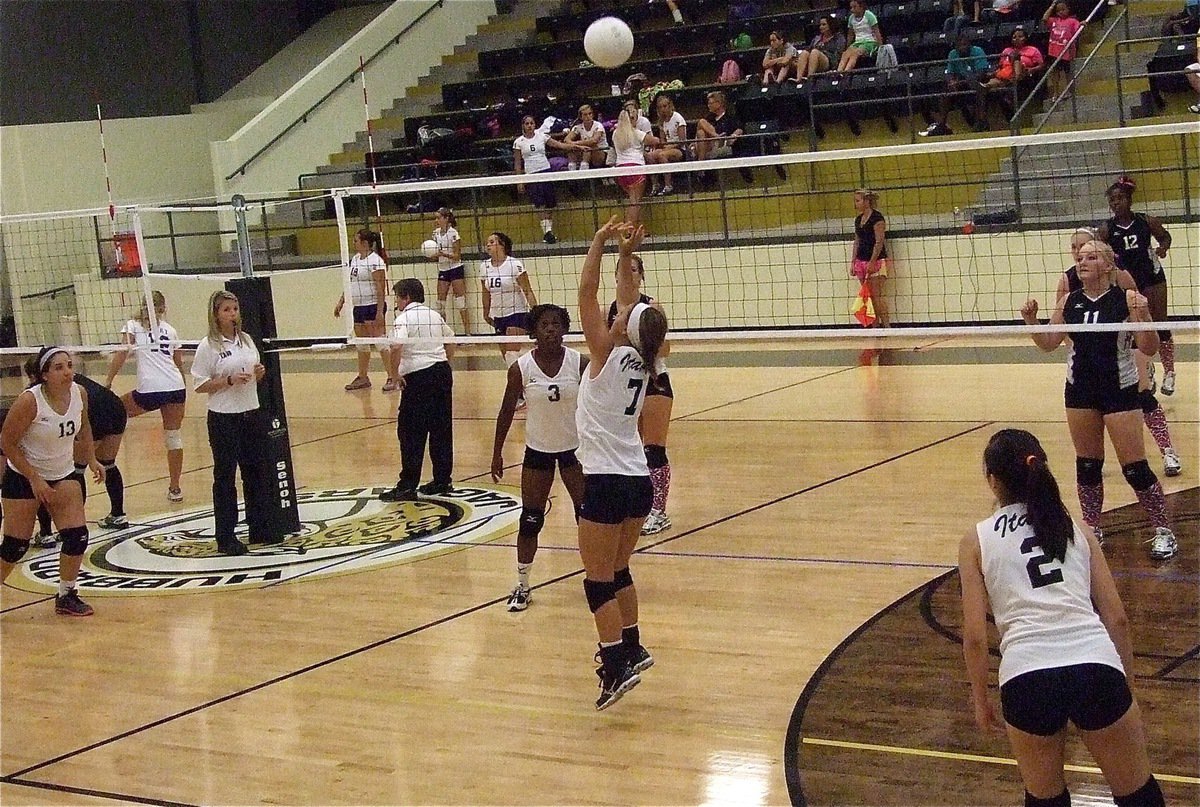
[1115,33,1200,127]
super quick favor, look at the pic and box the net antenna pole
[232,193,255,279]
[96,103,122,274]
[333,192,356,342]
[130,209,160,336]
[360,55,384,225]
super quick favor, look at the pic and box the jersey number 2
[1020,535,1064,589]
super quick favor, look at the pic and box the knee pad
[60,526,89,557]
[583,578,617,614]
[100,459,118,471]
[1025,789,1070,807]
[1121,460,1157,492]
[614,566,633,592]
[1076,457,1103,486]
[164,429,183,451]
[74,462,87,473]
[1158,330,1171,344]
[518,506,545,539]
[644,444,668,470]
[1113,776,1163,807]
[1139,389,1159,415]
[0,535,31,564]
[453,295,467,311]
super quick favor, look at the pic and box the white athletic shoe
[1148,527,1178,560]
[31,531,57,548]
[1161,370,1175,396]
[506,585,531,612]
[641,509,671,536]
[1163,448,1182,477]
[168,487,183,502]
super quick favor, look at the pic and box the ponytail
[635,306,668,385]
[983,429,1073,562]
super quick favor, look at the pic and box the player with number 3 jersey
[491,304,588,612]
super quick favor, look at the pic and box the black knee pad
[74,462,87,473]
[100,459,118,471]
[1025,789,1071,807]
[1139,389,1159,415]
[1158,330,1171,344]
[1121,460,1157,492]
[59,525,89,557]
[583,578,617,613]
[1114,776,1164,807]
[518,506,545,539]
[644,444,668,470]
[0,535,31,564]
[614,566,633,592]
[1076,457,1103,486]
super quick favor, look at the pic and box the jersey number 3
[1020,535,1064,589]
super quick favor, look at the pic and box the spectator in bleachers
[1043,1,1083,99]
[650,0,685,26]
[514,114,577,244]
[1188,35,1200,112]
[1161,0,1199,36]
[838,0,883,72]
[977,27,1044,128]
[974,0,1023,22]
[647,94,688,196]
[796,16,847,78]
[944,0,971,36]
[694,91,744,163]
[921,34,990,136]
[762,31,800,84]
[613,101,663,225]
[567,104,609,171]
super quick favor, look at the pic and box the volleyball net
[1,122,1196,365]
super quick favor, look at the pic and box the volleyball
[584,17,634,69]
[421,239,439,258]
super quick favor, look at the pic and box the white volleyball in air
[584,16,634,69]
[421,239,439,258]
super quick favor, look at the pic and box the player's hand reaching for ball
[619,223,646,255]
[594,215,624,242]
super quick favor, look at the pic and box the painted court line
[802,737,1200,785]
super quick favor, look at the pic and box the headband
[39,347,68,372]
[627,302,650,353]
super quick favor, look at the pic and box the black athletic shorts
[523,446,579,472]
[493,312,527,334]
[1064,381,1139,415]
[438,265,466,284]
[1129,266,1166,294]
[353,303,386,324]
[2,467,82,500]
[1000,662,1132,736]
[579,474,653,525]
[131,388,186,414]
[89,393,129,440]
[647,371,674,399]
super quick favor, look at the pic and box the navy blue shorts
[493,312,527,334]
[579,474,653,525]
[438,265,466,284]
[353,303,386,324]
[89,392,128,439]
[525,169,557,209]
[1064,382,1139,415]
[131,388,186,413]
[647,371,674,400]
[524,446,579,472]
[1001,663,1132,736]
[2,468,81,501]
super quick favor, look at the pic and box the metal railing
[225,0,445,181]
[1115,33,1200,127]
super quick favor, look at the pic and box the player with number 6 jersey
[959,429,1165,807]
[491,304,588,612]
[105,290,187,503]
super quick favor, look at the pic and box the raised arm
[580,216,625,363]
[615,223,647,307]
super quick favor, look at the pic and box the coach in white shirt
[381,279,457,502]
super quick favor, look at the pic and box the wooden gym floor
[0,342,1196,806]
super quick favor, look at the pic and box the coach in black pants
[381,279,457,502]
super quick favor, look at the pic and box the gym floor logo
[9,486,521,596]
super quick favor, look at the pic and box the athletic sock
[517,561,532,589]
[622,624,640,647]
[650,464,671,513]
[1142,406,1173,453]
[105,464,125,516]
[1134,481,1170,530]
[1077,481,1103,533]
[1159,339,1175,373]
